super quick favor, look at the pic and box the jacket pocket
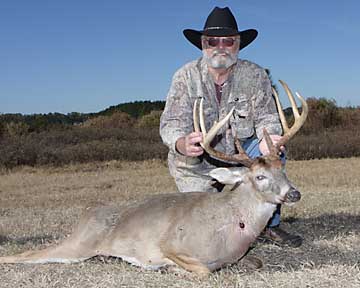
[229,99,254,140]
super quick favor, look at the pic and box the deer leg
[0,206,117,264]
[0,232,100,264]
[162,249,210,278]
[0,243,96,264]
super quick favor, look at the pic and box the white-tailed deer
[0,80,308,277]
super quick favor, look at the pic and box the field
[0,158,359,287]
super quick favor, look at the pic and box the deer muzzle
[284,188,301,203]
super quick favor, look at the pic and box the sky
[1,0,359,114]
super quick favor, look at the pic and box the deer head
[193,80,308,205]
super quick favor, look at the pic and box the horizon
[1,97,358,117]
[1,1,359,114]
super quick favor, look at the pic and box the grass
[0,158,359,287]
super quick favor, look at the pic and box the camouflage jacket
[160,57,282,178]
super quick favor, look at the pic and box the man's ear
[208,167,245,185]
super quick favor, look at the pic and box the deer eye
[256,175,266,181]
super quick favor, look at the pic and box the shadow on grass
[247,213,360,273]
[284,212,360,239]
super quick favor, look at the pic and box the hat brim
[183,28,258,50]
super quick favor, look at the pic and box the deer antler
[193,98,254,167]
[193,81,308,165]
[271,80,308,150]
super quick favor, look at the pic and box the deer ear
[209,168,245,185]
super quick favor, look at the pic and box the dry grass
[0,158,359,287]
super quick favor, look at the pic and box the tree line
[0,101,165,135]
[0,97,359,168]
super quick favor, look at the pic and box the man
[160,7,302,247]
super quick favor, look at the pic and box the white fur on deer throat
[256,202,277,219]
[243,201,277,236]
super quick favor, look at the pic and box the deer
[0,80,308,277]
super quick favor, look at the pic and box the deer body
[98,188,270,270]
[0,81,307,277]
[0,158,295,276]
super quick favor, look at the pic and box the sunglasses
[204,37,238,47]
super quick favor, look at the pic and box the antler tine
[193,99,200,133]
[275,80,309,149]
[233,135,255,165]
[199,98,234,148]
[192,98,253,167]
[263,128,279,156]
[198,98,207,139]
[272,87,289,134]
[279,80,300,119]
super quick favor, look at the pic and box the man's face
[201,35,240,69]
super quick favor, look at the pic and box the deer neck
[226,182,278,235]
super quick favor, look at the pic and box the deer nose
[285,188,301,203]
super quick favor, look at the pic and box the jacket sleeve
[159,69,194,154]
[253,69,283,140]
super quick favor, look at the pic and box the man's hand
[175,132,204,157]
[259,134,285,155]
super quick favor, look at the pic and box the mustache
[211,49,232,57]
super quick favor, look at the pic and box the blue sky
[1,0,359,114]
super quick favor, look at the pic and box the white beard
[202,49,238,69]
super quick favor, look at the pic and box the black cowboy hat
[183,7,258,50]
